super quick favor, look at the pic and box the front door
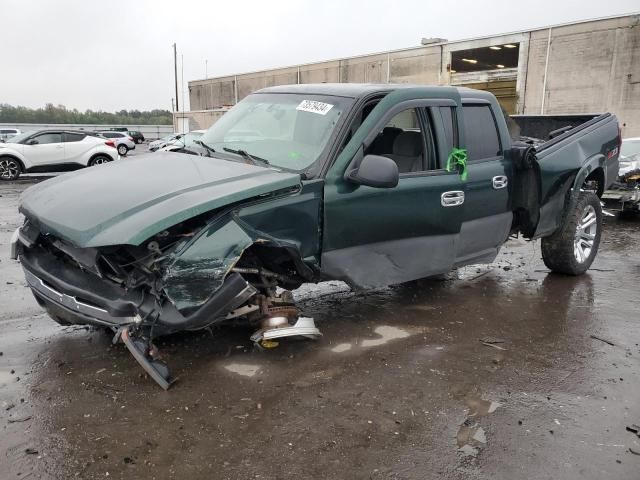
[321,90,466,288]
[24,132,65,168]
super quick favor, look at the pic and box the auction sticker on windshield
[296,100,334,115]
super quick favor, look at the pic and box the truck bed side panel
[532,114,619,238]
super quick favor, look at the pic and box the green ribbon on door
[445,148,468,181]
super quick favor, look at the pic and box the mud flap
[121,327,173,390]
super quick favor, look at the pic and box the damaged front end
[13,208,321,389]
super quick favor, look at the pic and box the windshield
[6,132,32,144]
[621,139,640,159]
[200,93,353,172]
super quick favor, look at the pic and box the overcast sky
[1,0,638,112]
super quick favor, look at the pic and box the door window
[64,133,86,142]
[366,107,438,173]
[462,105,501,161]
[32,133,63,144]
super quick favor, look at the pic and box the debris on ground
[458,444,479,457]
[8,416,32,423]
[626,424,640,438]
[24,448,39,455]
[590,334,615,346]
[629,448,640,456]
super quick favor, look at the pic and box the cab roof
[255,83,495,102]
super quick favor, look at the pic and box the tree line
[0,103,173,125]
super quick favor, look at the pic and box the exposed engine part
[250,317,322,343]
[250,303,321,343]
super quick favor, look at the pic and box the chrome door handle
[441,190,465,207]
[492,175,508,189]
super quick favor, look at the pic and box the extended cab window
[366,107,437,173]
[462,105,501,161]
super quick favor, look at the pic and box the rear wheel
[541,191,602,275]
[89,155,112,166]
[0,157,21,181]
[117,144,128,156]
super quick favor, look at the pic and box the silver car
[97,131,136,156]
[149,133,184,152]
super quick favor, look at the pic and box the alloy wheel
[0,158,20,180]
[573,204,597,263]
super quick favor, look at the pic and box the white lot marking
[361,326,411,348]
[331,343,352,353]
[224,363,260,377]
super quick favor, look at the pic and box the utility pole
[173,43,179,112]
[171,98,175,112]
[205,59,208,79]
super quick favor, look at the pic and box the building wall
[523,15,640,137]
[189,14,640,136]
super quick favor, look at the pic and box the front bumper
[14,234,255,334]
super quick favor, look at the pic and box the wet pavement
[1,178,639,479]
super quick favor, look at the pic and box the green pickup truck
[11,84,620,388]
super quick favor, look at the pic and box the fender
[533,152,605,239]
[0,149,31,170]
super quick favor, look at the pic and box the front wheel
[117,144,128,156]
[541,191,602,275]
[0,157,21,181]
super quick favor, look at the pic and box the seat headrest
[392,131,422,157]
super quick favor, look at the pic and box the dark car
[128,130,145,144]
[11,84,620,388]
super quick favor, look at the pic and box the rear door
[63,132,90,164]
[454,101,513,265]
[322,91,466,288]
[23,132,65,167]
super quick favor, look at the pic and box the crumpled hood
[20,152,301,248]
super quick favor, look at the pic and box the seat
[369,126,403,155]
[387,131,423,173]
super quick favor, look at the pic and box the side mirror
[26,139,38,145]
[347,154,399,188]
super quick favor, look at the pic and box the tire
[541,191,602,275]
[89,155,113,166]
[0,156,21,181]
[117,144,128,156]
[136,138,143,144]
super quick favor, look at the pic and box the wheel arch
[88,152,116,165]
[0,153,27,172]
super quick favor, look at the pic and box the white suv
[0,130,119,181]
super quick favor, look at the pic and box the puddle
[361,326,411,348]
[331,343,352,353]
[465,397,502,417]
[224,363,261,377]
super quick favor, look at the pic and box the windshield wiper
[194,140,216,156]
[223,147,270,166]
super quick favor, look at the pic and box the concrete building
[186,13,640,136]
